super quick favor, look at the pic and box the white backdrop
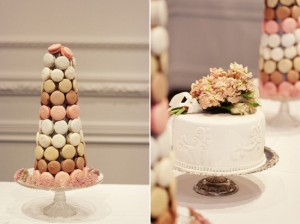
[0,0,149,184]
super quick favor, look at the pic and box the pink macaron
[264,20,279,34]
[278,81,294,97]
[39,105,51,120]
[67,105,80,119]
[40,172,54,181]
[50,106,66,121]
[70,169,84,181]
[151,98,169,136]
[294,81,300,96]
[263,82,278,97]
[48,44,62,54]
[55,171,70,186]
[61,47,73,60]
[281,18,297,33]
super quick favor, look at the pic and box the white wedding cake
[170,62,266,174]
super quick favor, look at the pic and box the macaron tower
[14,44,100,188]
[260,0,300,99]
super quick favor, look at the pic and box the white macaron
[41,119,54,135]
[294,28,300,43]
[41,67,51,81]
[284,46,297,59]
[65,67,76,80]
[154,157,172,187]
[268,34,281,48]
[68,118,82,133]
[271,47,284,61]
[281,33,296,47]
[38,134,51,148]
[151,137,159,166]
[54,120,68,135]
[55,56,69,70]
[67,133,81,146]
[43,53,55,68]
[151,26,169,55]
[151,169,156,187]
[50,69,64,82]
[260,33,269,47]
[151,0,168,27]
[71,57,76,68]
[263,47,271,60]
[156,128,171,158]
[51,134,66,148]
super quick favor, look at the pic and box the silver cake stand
[174,147,279,197]
[16,168,104,218]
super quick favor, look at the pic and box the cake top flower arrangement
[170,62,259,115]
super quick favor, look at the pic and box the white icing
[172,109,266,172]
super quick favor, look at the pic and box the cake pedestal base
[193,176,238,196]
[43,191,76,217]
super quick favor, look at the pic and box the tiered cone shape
[14,44,100,188]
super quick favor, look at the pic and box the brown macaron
[260,72,270,84]
[48,161,61,175]
[50,90,65,105]
[265,8,275,20]
[38,159,48,173]
[276,6,291,20]
[151,73,168,104]
[292,6,300,19]
[270,71,283,85]
[156,211,174,224]
[41,92,50,105]
[66,90,78,105]
[287,70,300,83]
[61,159,75,173]
[75,157,85,170]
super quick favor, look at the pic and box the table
[0,183,149,224]
[176,99,300,224]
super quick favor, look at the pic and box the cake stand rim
[16,169,104,192]
[174,146,279,176]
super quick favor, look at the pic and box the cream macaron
[55,56,69,70]
[151,26,169,55]
[38,134,51,148]
[261,33,269,47]
[271,47,284,61]
[44,146,59,161]
[68,118,82,133]
[50,69,64,82]
[278,58,293,73]
[65,67,76,80]
[43,53,55,68]
[67,133,81,146]
[284,46,297,59]
[77,143,85,156]
[151,137,159,166]
[151,187,169,218]
[61,144,76,159]
[41,119,54,135]
[54,120,68,135]
[154,157,172,187]
[294,28,300,43]
[51,134,66,148]
[263,47,271,60]
[41,67,51,81]
[267,34,281,48]
[263,60,277,73]
[151,0,168,27]
[281,33,296,47]
[35,146,44,160]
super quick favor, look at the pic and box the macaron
[280,0,294,6]
[55,56,69,70]
[151,187,169,218]
[156,128,171,158]
[151,0,168,27]
[284,46,297,59]
[72,79,78,92]
[70,169,84,181]
[260,33,269,47]
[151,137,160,166]
[33,169,40,178]
[51,134,66,148]
[151,73,168,104]
[61,159,76,173]
[259,57,264,71]
[160,51,169,74]
[276,6,291,20]
[151,26,169,55]
[50,90,65,105]
[271,47,284,61]
[71,57,76,68]
[61,47,73,60]
[279,81,294,97]
[58,79,72,93]
[43,53,55,68]
[293,56,300,71]
[156,211,173,224]
[263,82,278,96]
[55,171,70,186]
[287,70,300,83]
[66,105,80,119]
[75,157,85,170]
[50,106,66,121]
[281,33,296,47]
[292,6,300,19]
[68,118,82,132]
[41,67,51,81]
[61,144,76,159]
[151,169,156,187]
[36,132,40,145]
[79,130,85,142]
[282,18,297,33]
[43,80,56,93]
[267,34,281,48]
[263,47,271,60]
[67,133,81,146]
[47,161,61,175]
[266,0,278,8]
[50,69,64,82]
[54,120,68,134]
[151,98,169,136]
[265,8,275,20]
[44,146,59,161]
[40,172,54,181]
[270,71,284,84]
[263,60,276,73]
[35,146,44,160]
[41,92,50,105]
[297,43,300,54]
[77,143,85,156]
[66,90,78,105]
[38,159,48,173]
[278,58,293,73]
[155,157,172,187]
[39,105,50,120]
[294,29,300,42]
[151,55,158,74]
[261,72,270,84]
[41,119,54,135]
[48,43,62,54]
[264,20,279,34]
[297,0,300,6]
[65,67,76,80]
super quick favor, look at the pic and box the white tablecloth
[176,99,300,224]
[0,183,149,224]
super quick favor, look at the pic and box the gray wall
[0,0,149,184]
